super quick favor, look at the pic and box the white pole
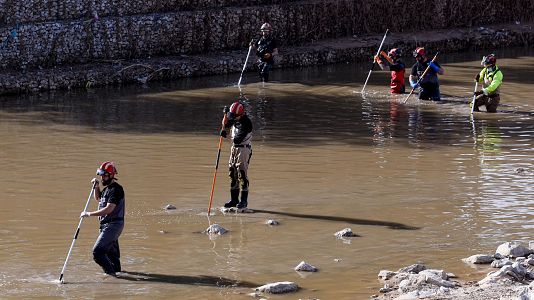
[470,81,479,114]
[361,29,389,94]
[58,181,96,283]
[237,42,254,87]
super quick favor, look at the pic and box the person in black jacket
[220,102,253,209]
[251,22,279,82]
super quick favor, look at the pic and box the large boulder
[496,242,533,258]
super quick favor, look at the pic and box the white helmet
[260,23,272,32]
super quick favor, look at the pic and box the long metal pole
[470,81,479,114]
[403,52,440,104]
[59,181,97,283]
[207,110,228,216]
[361,29,389,94]
[237,41,254,87]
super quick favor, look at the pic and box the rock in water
[334,228,357,238]
[294,261,318,272]
[255,281,299,294]
[204,224,227,235]
[164,204,176,210]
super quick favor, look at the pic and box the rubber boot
[237,190,248,209]
[224,189,240,208]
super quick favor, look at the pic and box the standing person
[375,48,406,94]
[252,22,279,82]
[409,47,444,101]
[80,161,125,275]
[220,102,253,209]
[473,54,502,113]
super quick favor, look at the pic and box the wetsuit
[93,181,125,274]
[411,60,442,100]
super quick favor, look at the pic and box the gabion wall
[0,0,533,72]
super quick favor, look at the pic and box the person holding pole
[80,161,125,276]
[251,23,278,82]
[409,47,444,101]
[473,54,502,113]
[220,102,253,209]
[375,48,405,94]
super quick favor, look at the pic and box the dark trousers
[419,85,440,101]
[258,61,273,82]
[93,222,123,274]
[475,94,500,113]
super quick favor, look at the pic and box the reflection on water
[0,47,533,299]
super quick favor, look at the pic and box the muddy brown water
[0,47,533,299]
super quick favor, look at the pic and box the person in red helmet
[409,47,444,101]
[80,161,125,276]
[250,22,279,82]
[473,54,503,113]
[375,48,406,94]
[220,102,253,209]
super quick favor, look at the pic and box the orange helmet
[96,161,118,176]
[413,47,426,58]
[260,23,272,32]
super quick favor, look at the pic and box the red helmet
[388,48,402,58]
[482,54,496,66]
[229,102,245,116]
[97,161,118,176]
[413,47,425,58]
[260,23,272,32]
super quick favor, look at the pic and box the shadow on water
[253,209,420,230]
[116,271,258,288]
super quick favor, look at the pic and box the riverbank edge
[0,22,532,95]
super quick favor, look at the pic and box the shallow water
[0,47,533,299]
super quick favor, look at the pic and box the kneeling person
[473,54,502,113]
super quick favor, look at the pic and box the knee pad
[229,167,238,188]
[238,170,249,190]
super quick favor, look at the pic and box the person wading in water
[375,48,406,94]
[80,161,125,276]
[220,102,253,210]
[250,22,279,83]
[409,47,444,101]
[473,54,503,113]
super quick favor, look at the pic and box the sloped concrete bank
[0,22,532,95]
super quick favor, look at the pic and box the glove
[91,178,99,187]
[249,40,255,47]
[474,91,483,96]
[474,74,480,82]
[263,53,271,59]
[80,211,90,218]
[223,106,229,114]
[410,81,419,89]
[428,61,440,73]
[220,129,227,138]
[374,55,382,63]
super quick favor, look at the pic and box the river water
[0,48,533,299]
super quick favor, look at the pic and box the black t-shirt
[98,181,125,224]
[411,60,440,87]
[256,36,278,63]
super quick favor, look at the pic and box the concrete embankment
[0,0,533,94]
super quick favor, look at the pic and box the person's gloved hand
[474,74,480,82]
[91,178,99,187]
[410,81,419,89]
[428,61,440,72]
[223,106,229,114]
[374,55,382,63]
[474,90,485,99]
[80,211,90,218]
[220,129,227,138]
